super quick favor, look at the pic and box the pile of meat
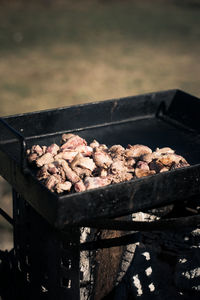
[26,134,189,194]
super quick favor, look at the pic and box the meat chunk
[36,153,54,167]
[93,150,112,169]
[109,145,125,155]
[55,150,78,162]
[74,145,93,156]
[84,176,111,190]
[27,133,190,194]
[90,140,100,149]
[37,165,50,180]
[62,133,75,142]
[61,135,87,150]
[155,147,175,155]
[55,181,72,194]
[47,144,60,156]
[157,154,188,167]
[135,168,156,178]
[73,166,92,178]
[126,144,152,157]
[74,180,86,192]
[71,153,96,172]
[45,175,60,191]
[47,162,59,174]
[58,159,80,183]
[110,160,128,175]
[30,145,43,156]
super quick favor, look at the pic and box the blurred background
[0,0,200,250]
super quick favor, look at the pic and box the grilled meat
[27,134,189,194]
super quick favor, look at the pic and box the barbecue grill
[0,89,200,300]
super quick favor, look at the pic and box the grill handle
[0,118,29,174]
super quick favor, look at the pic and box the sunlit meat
[71,153,96,171]
[27,133,190,194]
[74,180,86,192]
[61,135,87,150]
[90,140,100,149]
[47,143,60,156]
[36,153,54,167]
[84,176,111,190]
[59,159,80,183]
[61,133,75,142]
[109,172,133,183]
[55,150,78,162]
[126,144,152,157]
[31,145,44,156]
[157,154,188,167]
[135,168,156,178]
[109,145,125,158]
[155,147,175,154]
[93,149,112,169]
[110,160,128,175]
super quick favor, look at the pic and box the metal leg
[13,191,81,300]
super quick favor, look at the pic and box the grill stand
[12,190,81,300]
[1,191,200,300]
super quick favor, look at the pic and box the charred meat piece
[61,135,87,150]
[36,153,54,167]
[84,176,111,190]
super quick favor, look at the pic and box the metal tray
[0,89,200,228]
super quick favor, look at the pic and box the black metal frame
[1,90,200,299]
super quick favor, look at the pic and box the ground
[0,0,200,249]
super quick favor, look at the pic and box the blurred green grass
[0,0,200,117]
[0,0,200,250]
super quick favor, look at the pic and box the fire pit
[0,89,200,299]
